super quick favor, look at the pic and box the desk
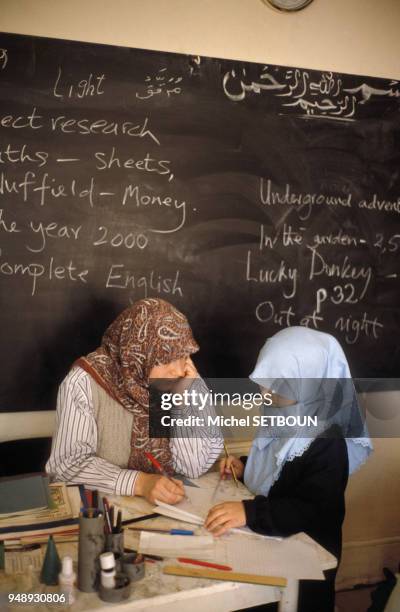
[0,473,336,612]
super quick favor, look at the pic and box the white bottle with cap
[59,555,76,604]
[100,552,116,589]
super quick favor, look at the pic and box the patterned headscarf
[75,298,199,473]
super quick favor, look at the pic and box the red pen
[178,558,232,571]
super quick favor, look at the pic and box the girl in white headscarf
[205,327,373,612]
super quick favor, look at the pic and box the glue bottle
[59,555,76,605]
[100,552,116,589]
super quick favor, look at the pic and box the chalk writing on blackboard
[53,66,106,99]
[136,67,183,100]
[223,66,400,121]
[0,48,7,70]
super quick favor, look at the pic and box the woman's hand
[205,502,246,536]
[135,472,185,504]
[220,455,245,480]
[184,357,199,379]
[171,357,199,395]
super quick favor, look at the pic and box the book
[0,483,73,529]
[0,474,49,516]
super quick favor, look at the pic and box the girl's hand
[135,472,185,504]
[205,501,246,536]
[220,455,244,480]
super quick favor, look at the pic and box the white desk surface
[0,472,335,612]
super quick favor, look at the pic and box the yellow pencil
[223,441,239,487]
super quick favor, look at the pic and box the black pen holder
[78,514,105,592]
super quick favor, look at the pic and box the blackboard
[0,32,399,412]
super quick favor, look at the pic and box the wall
[1,0,400,80]
[1,0,399,588]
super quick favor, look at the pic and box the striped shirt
[46,367,223,496]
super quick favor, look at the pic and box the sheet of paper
[107,494,155,515]
[138,531,215,560]
[153,500,203,525]
[138,530,324,579]
[214,534,324,580]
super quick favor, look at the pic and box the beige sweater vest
[90,377,134,469]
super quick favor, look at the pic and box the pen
[92,490,98,510]
[223,442,239,488]
[109,505,115,531]
[116,510,122,534]
[79,484,89,510]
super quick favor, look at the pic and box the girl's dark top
[241,426,349,612]
[242,425,348,559]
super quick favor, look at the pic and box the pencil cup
[78,514,105,592]
[105,531,124,556]
[122,553,145,582]
[98,572,131,603]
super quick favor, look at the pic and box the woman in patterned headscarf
[46,298,223,504]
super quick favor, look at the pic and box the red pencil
[145,451,166,475]
[145,451,188,499]
[178,558,232,571]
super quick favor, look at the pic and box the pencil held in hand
[223,442,239,487]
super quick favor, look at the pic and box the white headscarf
[244,327,373,497]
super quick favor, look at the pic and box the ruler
[163,564,287,587]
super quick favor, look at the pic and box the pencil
[122,512,160,526]
[102,496,112,534]
[223,441,239,487]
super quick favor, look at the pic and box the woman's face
[149,357,188,381]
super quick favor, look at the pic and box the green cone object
[40,535,61,585]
